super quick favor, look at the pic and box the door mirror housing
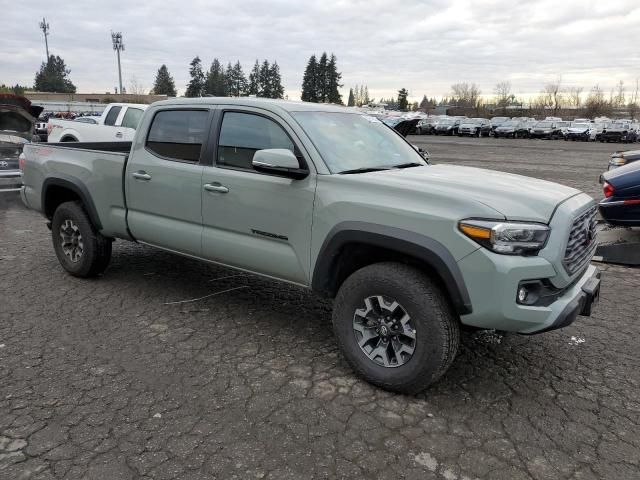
[252,149,309,180]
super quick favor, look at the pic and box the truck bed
[22,141,132,239]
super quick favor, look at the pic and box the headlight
[459,219,550,255]
[609,158,626,166]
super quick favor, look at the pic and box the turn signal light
[603,182,615,198]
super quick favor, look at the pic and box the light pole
[39,17,50,60]
[111,32,125,94]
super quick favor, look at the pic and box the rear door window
[146,110,208,163]
[103,106,122,126]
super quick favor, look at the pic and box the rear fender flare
[42,175,102,229]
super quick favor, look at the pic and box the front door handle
[132,171,152,181]
[115,131,123,138]
[204,183,229,193]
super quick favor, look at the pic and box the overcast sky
[2,0,639,102]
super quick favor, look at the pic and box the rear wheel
[332,262,460,394]
[51,201,112,277]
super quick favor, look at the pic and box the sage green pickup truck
[20,98,601,393]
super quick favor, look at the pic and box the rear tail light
[603,182,615,198]
[18,152,26,172]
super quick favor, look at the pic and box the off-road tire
[332,262,460,394]
[51,201,112,277]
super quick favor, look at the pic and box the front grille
[563,205,598,275]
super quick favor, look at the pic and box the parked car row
[415,115,640,143]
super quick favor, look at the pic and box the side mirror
[252,149,309,180]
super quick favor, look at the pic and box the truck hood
[358,165,580,223]
[568,127,589,133]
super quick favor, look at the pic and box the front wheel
[332,262,460,394]
[51,201,112,277]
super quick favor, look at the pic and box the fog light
[517,287,528,303]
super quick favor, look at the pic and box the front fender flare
[312,221,472,315]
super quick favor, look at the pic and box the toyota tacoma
[20,98,601,393]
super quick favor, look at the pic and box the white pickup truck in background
[47,103,148,142]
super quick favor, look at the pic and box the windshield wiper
[338,167,391,175]
[392,162,425,169]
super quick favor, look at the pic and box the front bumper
[458,245,600,334]
[0,170,22,193]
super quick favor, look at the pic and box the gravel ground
[0,137,638,479]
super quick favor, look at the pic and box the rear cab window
[145,110,209,163]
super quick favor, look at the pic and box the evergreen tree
[226,61,248,97]
[248,60,260,96]
[317,53,328,101]
[152,64,177,96]
[363,86,369,105]
[34,55,76,93]
[259,60,271,98]
[347,88,355,106]
[185,57,205,97]
[301,55,318,102]
[397,88,409,111]
[419,94,428,110]
[326,54,343,104]
[205,59,227,96]
[269,62,285,99]
[357,85,364,106]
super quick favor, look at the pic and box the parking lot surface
[1,137,639,480]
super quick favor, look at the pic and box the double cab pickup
[20,98,601,393]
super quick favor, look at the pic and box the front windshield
[491,117,508,123]
[536,121,552,128]
[501,121,519,127]
[438,118,455,125]
[292,111,425,173]
[571,123,589,129]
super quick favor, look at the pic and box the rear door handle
[115,132,123,138]
[132,171,152,181]
[204,183,229,193]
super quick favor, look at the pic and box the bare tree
[450,82,481,108]
[628,78,639,120]
[614,80,626,107]
[129,75,149,103]
[566,86,584,107]
[493,81,512,113]
[542,77,563,115]
[585,84,611,118]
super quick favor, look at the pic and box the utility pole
[111,32,125,94]
[39,18,50,60]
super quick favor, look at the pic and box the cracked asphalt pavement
[1,137,639,479]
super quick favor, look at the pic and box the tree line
[6,51,640,119]
[442,79,640,119]
[166,57,285,99]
